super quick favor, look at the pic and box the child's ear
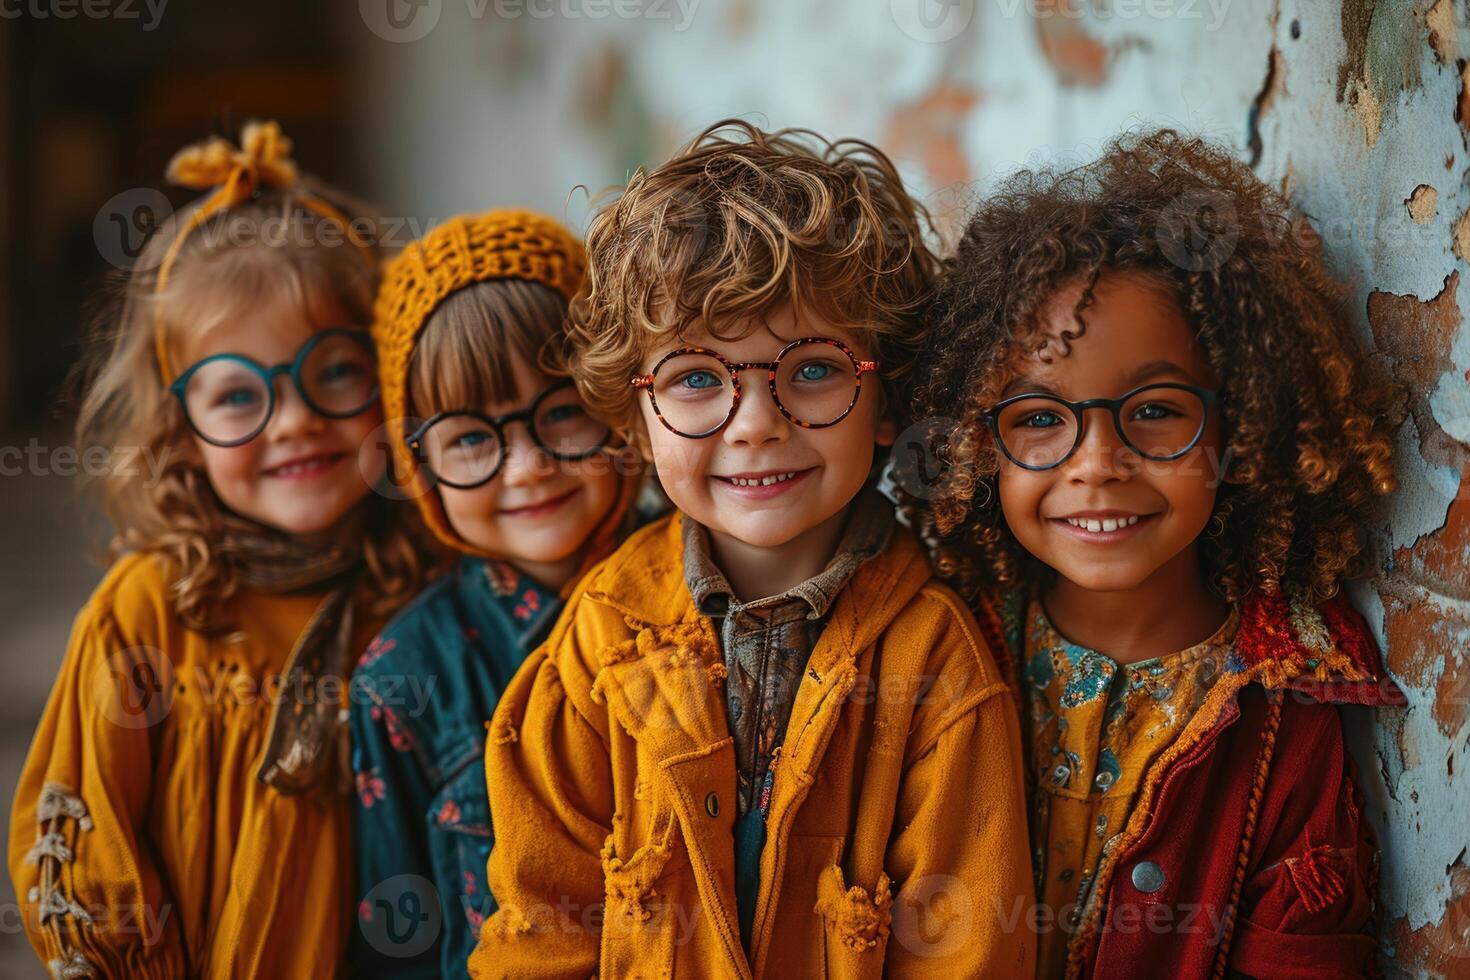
[875,416,898,448]
[629,423,655,462]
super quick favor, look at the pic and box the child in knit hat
[349,210,645,978]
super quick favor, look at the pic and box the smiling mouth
[717,470,805,487]
[1048,512,1161,539]
[1062,515,1142,533]
[263,452,346,478]
[499,487,579,516]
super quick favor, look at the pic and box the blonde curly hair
[73,181,427,632]
[563,118,940,442]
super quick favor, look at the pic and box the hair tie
[152,120,374,382]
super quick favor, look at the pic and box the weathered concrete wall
[354,0,1470,972]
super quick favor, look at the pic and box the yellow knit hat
[373,209,601,557]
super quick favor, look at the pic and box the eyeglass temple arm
[630,376,653,389]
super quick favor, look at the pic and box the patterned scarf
[224,522,366,801]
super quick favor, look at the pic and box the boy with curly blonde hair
[470,120,1034,979]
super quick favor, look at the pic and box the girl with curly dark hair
[907,129,1405,979]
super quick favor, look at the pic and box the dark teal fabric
[347,556,560,979]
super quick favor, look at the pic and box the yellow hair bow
[152,120,372,382]
[164,120,300,203]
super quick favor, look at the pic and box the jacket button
[1130,861,1165,894]
[704,792,720,817]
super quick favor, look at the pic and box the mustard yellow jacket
[469,513,1035,979]
[8,554,384,978]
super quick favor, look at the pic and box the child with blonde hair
[8,121,424,978]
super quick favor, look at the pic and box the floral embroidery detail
[437,800,462,826]
[513,588,542,622]
[359,898,373,921]
[484,561,520,596]
[463,626,479,643]
[464,870,478,896]
[1025,644,1054,689]
[356,769,387,808]
[358,635,397,669]
[466,906,486,931]
[369,703,415,751]
[1060,649,1115,708]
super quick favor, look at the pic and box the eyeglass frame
[404,378,611,490]
[168,327,379,448]
[982,382,1220,472]
[629,336,879,439]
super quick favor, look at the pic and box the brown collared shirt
[682,487,895,820]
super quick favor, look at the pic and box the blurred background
[2,0,1468,975]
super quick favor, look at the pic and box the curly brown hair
[564,118,939,441]
[907,129,1396,605]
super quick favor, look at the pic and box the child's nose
[266,377,325,438]
[499,424,552,487]
[1064,409,1136,482]
[720,373,789,447]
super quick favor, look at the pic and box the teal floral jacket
[348,556,560,979]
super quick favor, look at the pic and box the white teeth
[729,471,798,487]
[1065,515,1141,532]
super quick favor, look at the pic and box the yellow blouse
[1023,599,1238,979]
[7,552,386,979]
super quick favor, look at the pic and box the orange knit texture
[372,210,587,555]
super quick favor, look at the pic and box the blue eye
[678,371,722,391]
[1020,411,1064,429]
[542,404,585,424]
[452,431,490,450]
[216,388,261,410]
[795,362,833,382]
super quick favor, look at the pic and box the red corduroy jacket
[977,590,1405,980]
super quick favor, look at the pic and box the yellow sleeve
[7,585,189,979]
[469,591,617,980]
[882,599,1037,979]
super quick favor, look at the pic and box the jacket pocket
[815,864,892,980]
[599,808,682,979]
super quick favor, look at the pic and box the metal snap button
[1131,860,1165,894]
[704,792,720,817]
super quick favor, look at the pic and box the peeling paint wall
[355,0,1470,973]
